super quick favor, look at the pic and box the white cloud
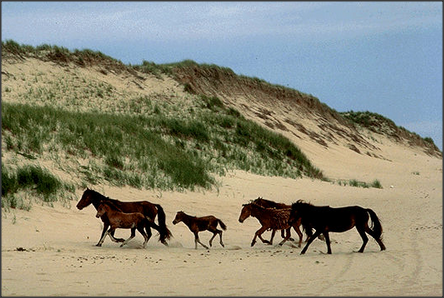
[3,2,441,45]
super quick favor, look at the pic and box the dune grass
[2,163,75,210]
[2,95,323,194]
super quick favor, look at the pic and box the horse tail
[155,204,172,243]
[218,219,227,231]
[367,208,383,239]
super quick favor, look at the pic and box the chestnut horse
[239,201,299,247]
[172,211,227,249]
[289,200,386,254]
[253,197,304,246]
[77,188,171,246]
[95,201,155,248]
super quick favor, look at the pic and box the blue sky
[2,2,442,150]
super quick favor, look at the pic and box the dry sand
[2,140,442,296]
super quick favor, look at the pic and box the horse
[238,201,300,247]
[95,201,156,248]
[289,200,386,254]
[172,211,227,249]
[76,188,172,246]
[253,197,304,246]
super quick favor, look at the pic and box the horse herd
[76,188,386,254]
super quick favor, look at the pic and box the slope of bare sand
[2,142,442,296]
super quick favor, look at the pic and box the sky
[2,2,442,150]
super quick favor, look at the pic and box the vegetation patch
[2,164,75,209]
[2,99,323,194]
[341,111,440,154]
[334,178,383,189]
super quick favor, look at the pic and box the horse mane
[247,201,267,209]
[87,188,106,199]
[292,199,312,208]
[248,201,287,213]
[87,188,122,205]
[254,197,275,204]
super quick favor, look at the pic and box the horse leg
[143,217,154,246]
[280,229,294,241]
[218,230,224,247]
[108,230,126,243]
[269,229,276,245]
[149,220,167,246]
[356,226,369,253]
[208,231,216,247]
[120,228,136,247]
[96,223,110,246]
[137,226,149,248]
[323,231,332,254]
[108,229,125,243]
[283,228,295,242]
[97,228,111,247]
[304,225,313,243]
[145,226,152,245]
[194,232,209,249]
[292,225,303,247]
[278,228,292,246]
[301,230,322,254]
[364,225,386,251]
[252,226,269,247]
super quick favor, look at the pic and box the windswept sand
[2,141,442,296]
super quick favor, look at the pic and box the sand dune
[1,54,442,296]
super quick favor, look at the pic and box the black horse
[289,200,386,254]
[77,188,172,246]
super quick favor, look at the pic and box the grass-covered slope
[1,40,323,208]
[341,111,441,157]
[2,96,322,191]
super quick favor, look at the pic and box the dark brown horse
[238,201,299,247]
[95,201,155,248]
[289,200,386,254]
[77,188,172,246]
[253,197,304,246]
[172,211,227,249]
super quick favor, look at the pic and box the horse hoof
[95,244,102,247]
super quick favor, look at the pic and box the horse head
[238,203,252,223]
[77,188,94,210]
[172,211,185,225]
[95,201,108,218]
[288,200,307,225]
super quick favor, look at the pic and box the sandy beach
[2,142,442,296]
